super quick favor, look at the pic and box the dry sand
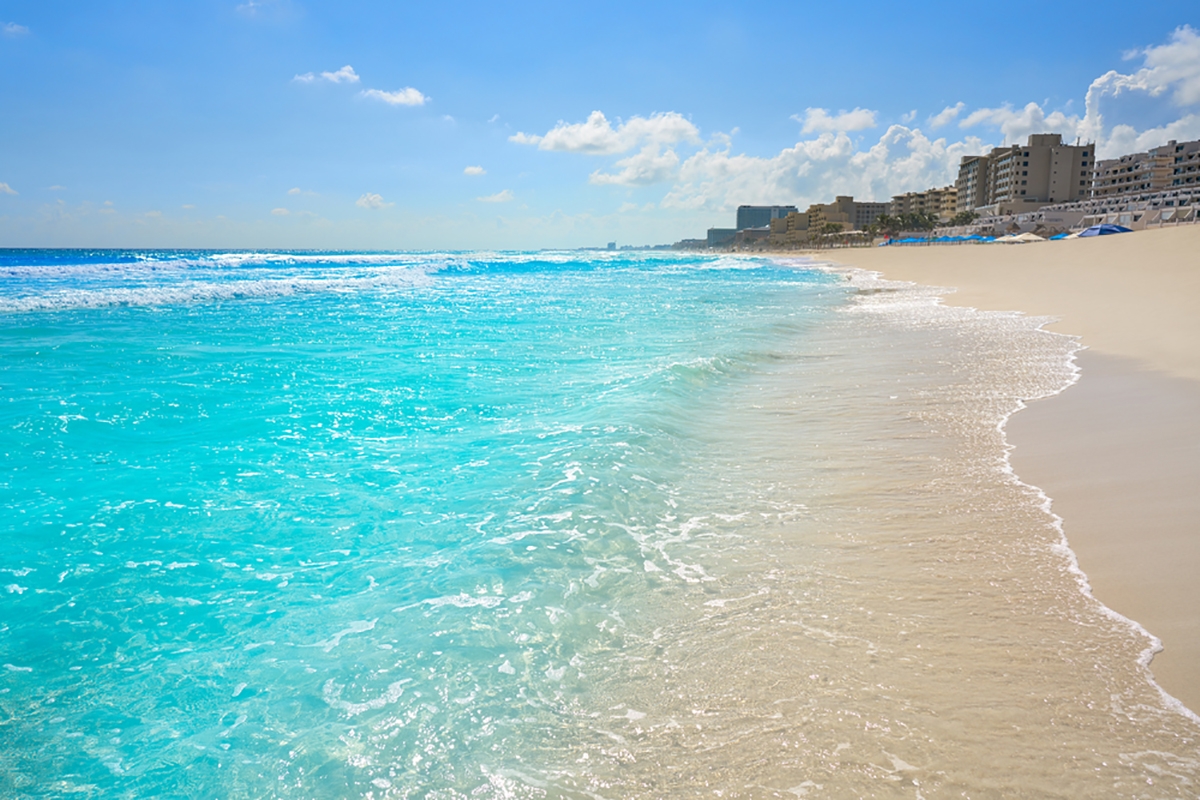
[823,224,1200,712]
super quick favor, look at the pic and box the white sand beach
[825,224,1200,712]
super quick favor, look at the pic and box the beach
[825,224,1200,712]
[5,248,1200,795]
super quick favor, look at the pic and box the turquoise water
[0,250,844,796]
[6,250,1200,798]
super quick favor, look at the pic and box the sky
[1,1,1199,249]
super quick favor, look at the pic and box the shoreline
[815,224,1200,713]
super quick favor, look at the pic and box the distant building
[766,196,886,248]
[807,196,887,231]
[955,133,1093,214]
[1091,138,1200,201]
[606,242,616,250]
[706,228,737,248]
[736,205,798,230]
[890,186,957,220]
[733,227,772,248]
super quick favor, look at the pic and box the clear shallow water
[1,250,1198,798]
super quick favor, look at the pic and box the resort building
[955,133,1093,214]
[766,196,887,248]
[890,186,957,220]
[735,205,798,230]
[1091,138,1200,200]
[805,196,888,231]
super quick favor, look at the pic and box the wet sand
[824,224,1200,712]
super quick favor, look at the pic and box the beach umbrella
[1048,233,1069,240]
[1078,224,1133,237]
[1010,232,1045,243]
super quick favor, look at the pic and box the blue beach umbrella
[1078,224,1133,237]
[1048,233,1069,240]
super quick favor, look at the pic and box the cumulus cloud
[1092,25,1200,107]
[3,22,29,37]
[1079,25,1200,146]
[509,27,1200,213]
[959,101,1082,144]
[361,87,428,106]
[0,182,17,195]
[288,187,318,196]
[271,207,290,216]
[463,166,486,176]
[477,190,514,203]
[356,192,392,209]
[795,107,877,134]
[661,126,983,212]
[928,102,965,129]
[589,145,681,186]
[294,65,360,84]
[511,111,700,154]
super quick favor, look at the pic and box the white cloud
[899,110,918,124]
[294,65,360,84]
[463,166,486,176]
[0,182,17,195]
[287,187,318,196]
[589,145,681,186]
[1092,25,1200,107]
[356,192,392,209]
[47,185,66,191]
[510,110,700,155]
[795,107,878,134]
[361,87,428,106]
[288,187,302,195]
[959,101,1081,145]
[1103,114,1200,157]
[271,207,290,216]
[3,22,29,37]
[950,26,1200,155]
[477,190,514,203]
[1079,25,1200,146]
[928,102,965,129]
[488,114,500,123]
[182,204,196,209]
[661,126,982,212]
[508,27,1200,219]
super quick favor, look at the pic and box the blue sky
[1,1,1199,249]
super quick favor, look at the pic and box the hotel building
[890,186,958,220]
[1091,138,1200,200]
[955,134,1093,214]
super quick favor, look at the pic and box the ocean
[1,249,1197,798]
